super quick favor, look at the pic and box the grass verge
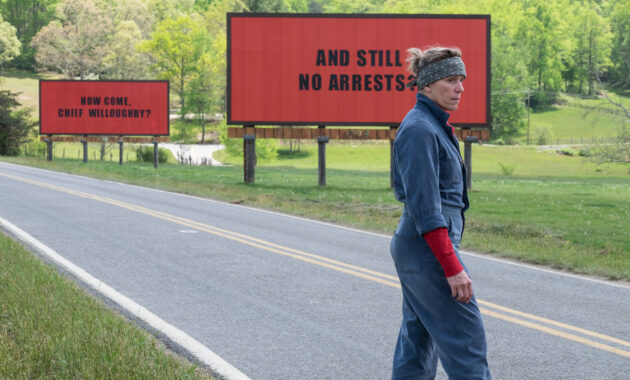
[0,231,215,379]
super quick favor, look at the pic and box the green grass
[227,141,628,178]
[527,107,622,143]
[0,68,59,110]
[0,232,215,379]
[466,176,630,278]
[520,89,630,144]
[2,143,628,280]
[32,141,178,164]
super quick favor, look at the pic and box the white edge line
[3,161,629,290]
[0,216,251,380]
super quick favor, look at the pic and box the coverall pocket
[394,216,419,238]
[391,218,439,275]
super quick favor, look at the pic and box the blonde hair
[406,47,462,79]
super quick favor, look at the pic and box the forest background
[1,0,629,147]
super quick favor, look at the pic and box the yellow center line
[2,171,630,359]
[478,300,630,349]
[480,308,630,359]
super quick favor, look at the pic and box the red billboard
[40,80,169,136]
[228,14,490,127]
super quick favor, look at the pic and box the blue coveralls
[390,92,491,379]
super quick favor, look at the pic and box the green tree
[241,0,283,12]
[608,0,630,88]
[0,14,21,68]
[323,0,381,13]
[101,20,151,79]
[185,40,226,143]
[0,90,37,156]
[140,15,208,114]
[0,0,60,69]
[488,1,530,142]
[572,5,613,95]
[517,1,570,92]
[31,0,112,78]
[106,0,156,39]
[146,0,194,22]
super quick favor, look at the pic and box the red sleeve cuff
[423,227,464,277]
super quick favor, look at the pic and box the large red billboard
[228,14,490,127]
[40,80,169,136]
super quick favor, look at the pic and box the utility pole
[526,90,531,145]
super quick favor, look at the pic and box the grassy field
[0,232,214,379]
[28,141,179,164]
[0,68,59,110]
[528,107,621,143]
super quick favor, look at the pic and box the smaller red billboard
[40,80,169,136]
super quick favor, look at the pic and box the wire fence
[559,100,629,117]
[540,136,619,146]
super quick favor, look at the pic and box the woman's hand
[447,270,473,303]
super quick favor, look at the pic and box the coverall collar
[416,92,451,126]
[416,92,460,150]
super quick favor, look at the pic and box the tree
[608,0,630,88]
[323,0,380,13]
[0,0,60,69]
[101,20,151,79]
[0,14,21,68]
[484,0,530,142]
[572,5,613,95]
[106,0,155,39]
[31,0,112,79]
[517,1,570,91]
[0,90,37,156]
[146,0,194,22]
[185,42,225,143]
[140,14,207,114]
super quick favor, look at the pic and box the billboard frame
[39,79,170,136]
[227,13,491,128]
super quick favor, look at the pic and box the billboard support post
[45,135,53,161]
[81,136,88,163]
[243,125,256,183]
[317,136,329,188]
[464,136,478,190]
[152,138,159,169]
[389,126,398,188]
[118,137,124,165]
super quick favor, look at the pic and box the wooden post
[45,135,53,161]
[389,126,397,188]
[464,136,478,190]
[317,125,328,186]
[152,137,159,169]
[317,136,329,187]
[118,136,124,165]
[82,135,88,163]
[243,125,256,183]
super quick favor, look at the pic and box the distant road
[1,161,629,379]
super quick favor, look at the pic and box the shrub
[0,90,36,156]
[578,148,591,157]
[22,139,46,157]
[135,145,169,163]
[498,162,516,176]
[218,118,278,162]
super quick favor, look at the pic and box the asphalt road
[1,161,629,379]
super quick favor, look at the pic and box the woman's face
[422,75,465,112]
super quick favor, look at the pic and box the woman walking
[390,46,491,380]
